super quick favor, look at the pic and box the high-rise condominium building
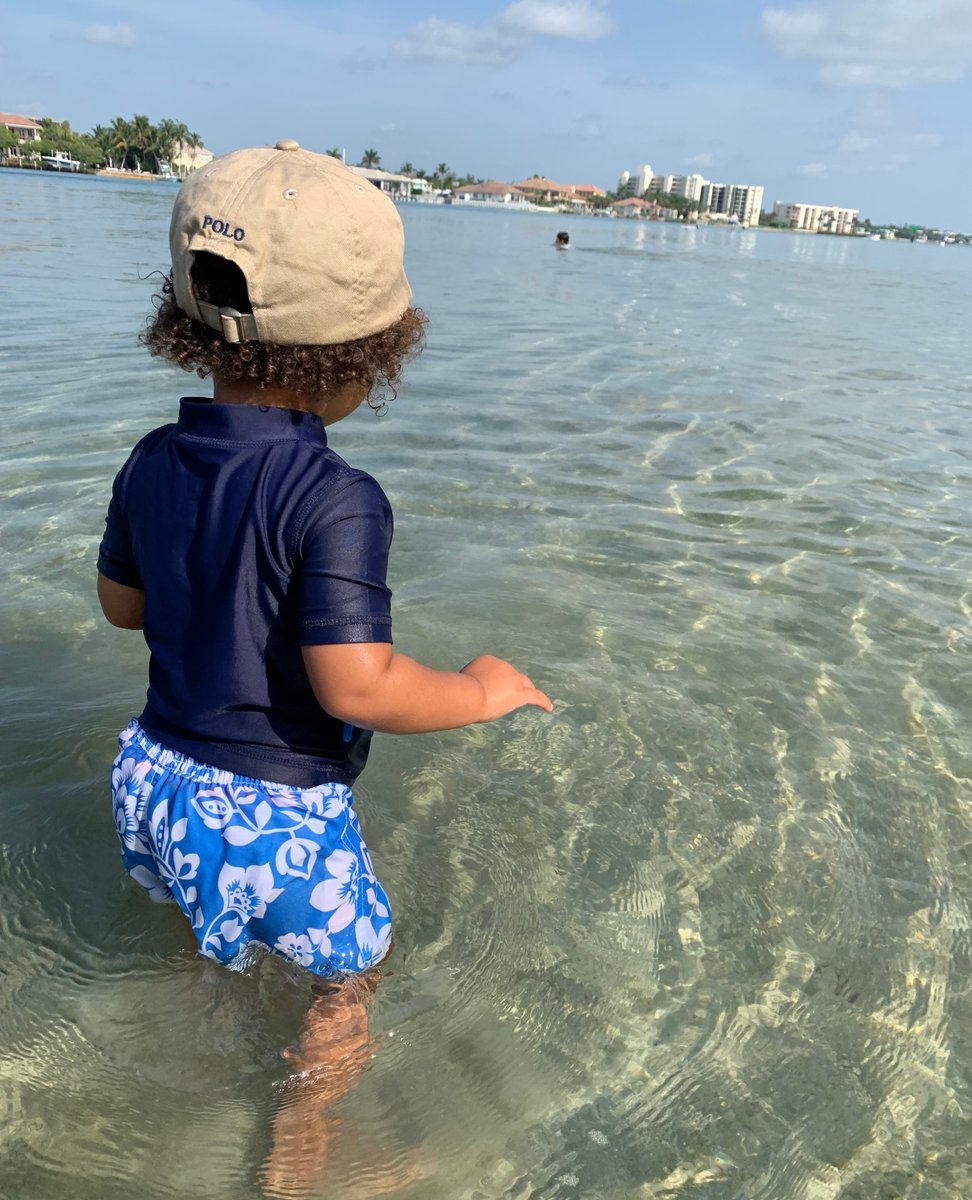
[700,182,764,225]
[773,202,859,234]
[618,162,763,223]
[617,164,653,197]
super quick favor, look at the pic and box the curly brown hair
[141,252,426,413]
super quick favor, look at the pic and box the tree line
[0,115,203,174]
[338,149,482,192]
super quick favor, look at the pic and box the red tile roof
[0,113,41,129]
[514,176,568,193]
[455,180,525,197]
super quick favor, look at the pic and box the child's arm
[97,573,145,630]
[302,643,552,734]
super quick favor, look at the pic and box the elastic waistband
[120,720,352,803]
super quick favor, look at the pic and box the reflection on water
[2,172,972,1197]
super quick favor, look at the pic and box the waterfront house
[1,113,42,165]
[0,113,41,144]
[349,166,415,199]
[453,181,528,206]
[610,197,663,219]
[171,141,214,176]
[568,183,607,206]
[514,176,573,204]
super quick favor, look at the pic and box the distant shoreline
[0,162,174,181]
[93,167,173,181]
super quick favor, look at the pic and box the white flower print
[159,847,200,890]
[217,862,282,921]
[191,785,259,832]
[266,784,348,835]
[366,886,390,919]
[306,926,333,959]
[274,933,315,967]
[303,786,347,820]
[219,917,244,943]
[309,849,359,932]
[189,782,334,844]
[112,756,154,853]
[130,864,172,903]
[355,915,383,965]
[275,837,319,880]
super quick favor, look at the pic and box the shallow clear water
[3,170,972,1199]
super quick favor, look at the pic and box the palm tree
[324,147,343,160]
[152,118,185,173]
[430,162,458,191]
[359,148,381,168]
[135,115,154,162]
[126,113,153,171]
[166,128,203,177]
[169,121,192,174]
[109,116,133,169]
[90,124,114,167]
[399,161,415,177]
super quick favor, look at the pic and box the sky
[6,0,972,228]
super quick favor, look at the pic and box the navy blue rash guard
[97,398,393,788]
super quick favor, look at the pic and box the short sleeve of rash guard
[97,459,143,589]
[295,473,394,646]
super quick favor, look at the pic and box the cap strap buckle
[196,300,259,344]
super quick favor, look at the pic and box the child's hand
[460,655,553,722]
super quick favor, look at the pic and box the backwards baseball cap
[170,139,411,346]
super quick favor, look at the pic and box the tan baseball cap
[170,140,411,346]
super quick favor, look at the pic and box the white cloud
[838,131,877,153]
[762,0,972,88]
[798,161,828,176]
[498,0,615,39]
[395,18,513,63]
[397,0,614,63]
[83,22,136,47]
[912,131,943,147]
[686,151,714,167]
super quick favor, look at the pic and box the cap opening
[191,251,252,313]
[189,251,259,343]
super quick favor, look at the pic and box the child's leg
[260,968,380,1197]
[109,722,402,1191]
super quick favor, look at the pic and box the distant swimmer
[554,231,570,249]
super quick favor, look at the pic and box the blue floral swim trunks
[111,720,392,978]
